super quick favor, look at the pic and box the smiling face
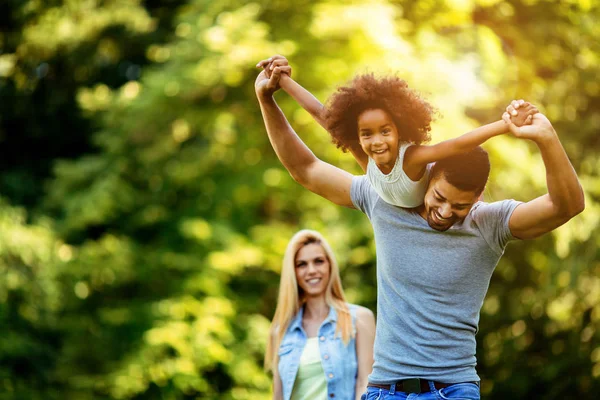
[294,243,331,299]
[419,174,480,231]
[357,108,400,174]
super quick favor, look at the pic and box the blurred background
[0,0,598,399]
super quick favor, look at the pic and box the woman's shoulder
[346,303,375,320]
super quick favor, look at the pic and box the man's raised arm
[503,108,585,240]
[257,55,369,172]
[255,66,355,208]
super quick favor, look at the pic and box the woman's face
[295,243,331,298]
[357,108,400,172]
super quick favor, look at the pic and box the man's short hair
[430,146,490,195]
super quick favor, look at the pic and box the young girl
[265,230,375,400]
[256,55,537,208]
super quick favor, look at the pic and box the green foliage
[0,0,598,399]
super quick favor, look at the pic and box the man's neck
[415,204,427,221]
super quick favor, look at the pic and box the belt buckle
[403,378,421,394]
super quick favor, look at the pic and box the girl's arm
[279,75,369,172]
[257,55,369,172]
[354,306,376,400]
[279,74,327,130]
[403,102,538,181]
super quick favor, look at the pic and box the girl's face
[357,108,400,172]
[295,243,330,298]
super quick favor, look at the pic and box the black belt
[368,379,476,394]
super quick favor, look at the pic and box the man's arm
[257,55,369,172]
[255,67,355,208]
[403,101,537,180]
[503,111,585,239]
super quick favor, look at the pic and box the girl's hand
[256,55,292,79]
[506,99,538,127]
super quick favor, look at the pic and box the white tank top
[366,142,429,208]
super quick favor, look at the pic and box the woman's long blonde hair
[264,229,353,372]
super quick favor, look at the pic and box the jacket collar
[289,303,337,332]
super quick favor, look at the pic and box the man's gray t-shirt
[351,176,521,384]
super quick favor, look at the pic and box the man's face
[419,174,480,231]
[357,108,400,173]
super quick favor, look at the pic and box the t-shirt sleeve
[350,175,378,219]
[472,199,523,255]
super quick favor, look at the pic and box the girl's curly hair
[324,74,436,152]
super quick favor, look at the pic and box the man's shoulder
[352,175,423,221]
[351,175,379,211]
[352,175,372,191]
[469,199,520,217]
[467,199,522,239]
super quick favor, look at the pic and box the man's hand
[505,99,538,127]
[254,64,291,99]
[503,111,556,143]
[505,105,584,239]
[253,56,355,209]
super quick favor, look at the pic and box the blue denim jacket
[278,304,358,400]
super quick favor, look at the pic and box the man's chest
[372,219,498,291]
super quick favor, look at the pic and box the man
[255,64,584,399]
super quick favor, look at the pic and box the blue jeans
[361,382,480,400]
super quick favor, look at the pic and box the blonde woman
[265,230,376,400]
